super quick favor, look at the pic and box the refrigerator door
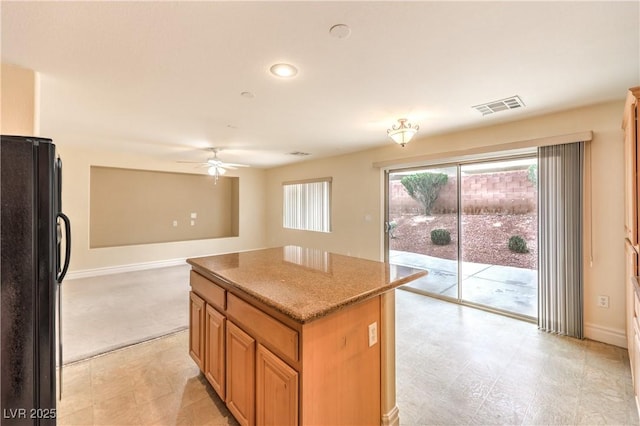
[1,135,58,425]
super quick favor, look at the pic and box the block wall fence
[389,170,536,216]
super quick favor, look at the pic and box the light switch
[172,220,178,227]
[190,212,197,219]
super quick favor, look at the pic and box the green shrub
[508,235,529,253]
[430,229,451,246]
[527,164,538,185]
[400,172,448,215]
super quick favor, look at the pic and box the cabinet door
[205,304,226,399]
[627,242,638,365]
[189,291,205,370]
[631,328,640,403]
[625,101,638,244]
[625,88,640,245]
[256,344,298,426]
[635,98,640,246]
[226,321,255,426]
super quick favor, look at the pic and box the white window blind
[282,178,331,232]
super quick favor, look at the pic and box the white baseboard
[65,258,188,280]
[584,322,627,348]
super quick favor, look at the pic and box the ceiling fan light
[208,165,226,176]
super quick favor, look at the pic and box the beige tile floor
[58,290,639,425]
[58,331,237,426]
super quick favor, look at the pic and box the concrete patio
[390,250,537,318]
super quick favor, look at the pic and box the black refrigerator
[1,135,71,425]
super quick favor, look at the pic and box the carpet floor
[62,264,191,364]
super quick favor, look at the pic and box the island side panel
[300,295,382,425]
[381,290,400,426]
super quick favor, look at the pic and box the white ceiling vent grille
[472,96,525,116]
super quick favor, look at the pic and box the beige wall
[1,63,37,136]
[58,144,268,274]
[90,167,239,247]
[265,101,626,346]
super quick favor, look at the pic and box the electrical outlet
[598,295,609,308]
[172,220,178,227]
[368,322,378,347]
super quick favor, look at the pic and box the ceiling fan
[178,148,249,183]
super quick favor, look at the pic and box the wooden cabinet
[226,321,256,426]
[624,87,640,418]
[299,294,381,425]
[190,271,300,426]
[191,271,228,400]
[626,241,638,378]
[189,268,385,425]
[624,87,640,244]
[205,304,226,399]
[256,344,299,426]
[189,291,205,370]
[635,327,640,408]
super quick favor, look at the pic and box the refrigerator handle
[55,212,70,400]
[56,212,71,283]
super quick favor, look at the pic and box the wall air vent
[472,96,525,116]
[289,151,311,156]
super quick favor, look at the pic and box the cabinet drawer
[227,294,299,362]
[191,271,226,311]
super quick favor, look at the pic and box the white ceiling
[2,1,638,168]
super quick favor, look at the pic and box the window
[282,177,331,232]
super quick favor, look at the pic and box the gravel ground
[389,213,537,269]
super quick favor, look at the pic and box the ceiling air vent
[472,96,525,116]
[289,151,311,156]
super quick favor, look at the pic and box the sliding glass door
[459,158,538,318]
[386,156,538,320]
[387,166,459,299]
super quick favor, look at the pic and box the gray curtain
[538,142,584,338]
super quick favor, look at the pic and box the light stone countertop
[187,245,428,324]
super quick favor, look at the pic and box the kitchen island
[187,246,427,426]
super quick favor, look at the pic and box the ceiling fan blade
[178,148,251,170]
[222,162,249,168]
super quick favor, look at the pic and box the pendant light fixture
[387,118,419,147]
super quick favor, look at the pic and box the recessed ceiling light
[270,63,298,78]
[329,24,351,39]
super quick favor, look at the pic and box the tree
[400,172,448,215]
